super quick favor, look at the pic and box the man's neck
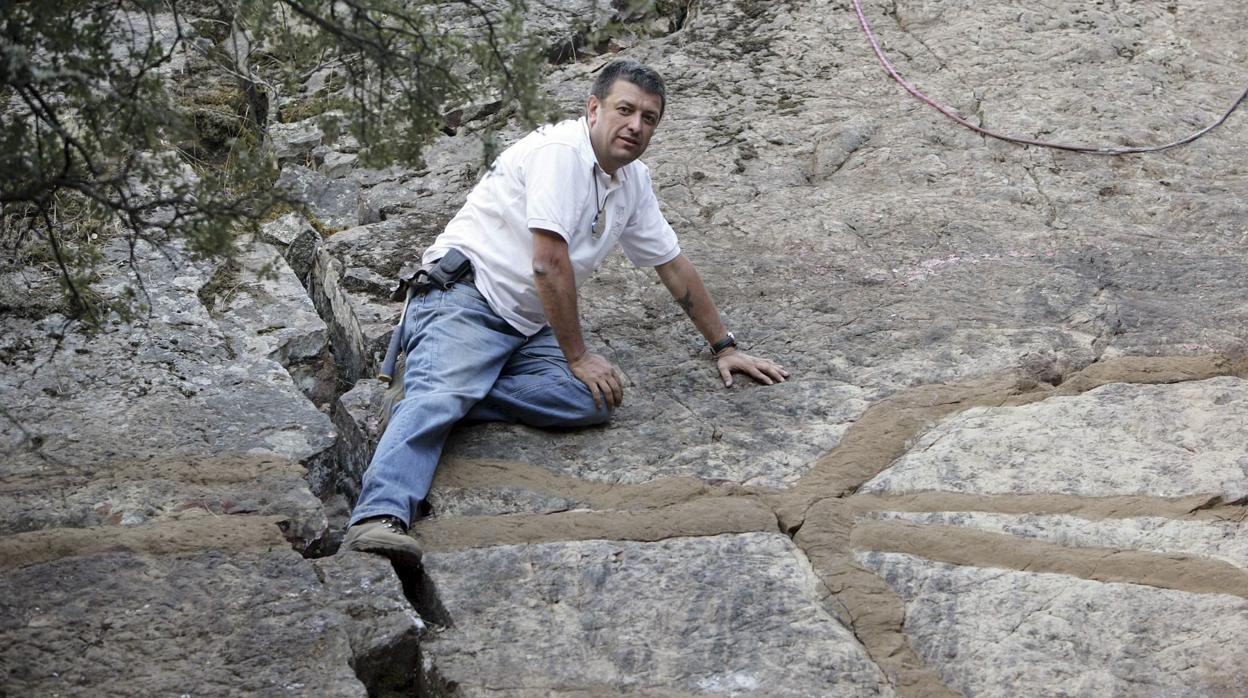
[583,117,622,177]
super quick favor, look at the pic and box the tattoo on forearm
[677,288,694,315]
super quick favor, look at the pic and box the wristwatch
[710,332,737,355]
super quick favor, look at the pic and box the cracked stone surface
[276,164,362,232]
[207,239,333,404]
[259,212,323,282]
[844,374,1248,693]
[0,237,377,692]
[857,553,1248,698]
[860,377,1248,499]
[0,241,335,477]
[421,533,895,697]
[0,549,418,697]
[0,453,324,545]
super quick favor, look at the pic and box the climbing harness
[851,0,1248,155]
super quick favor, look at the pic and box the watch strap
[710,333,737,355]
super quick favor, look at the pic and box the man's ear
[586,95,600,123]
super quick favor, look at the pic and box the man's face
[586,79,663,175]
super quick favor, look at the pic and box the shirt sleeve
[524,143,590,243]
[619,166,681,267]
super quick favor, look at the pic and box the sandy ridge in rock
[417,495,778,552]
[849,491,1248,521]
[0,515,291,570]
[852,518,1248,598]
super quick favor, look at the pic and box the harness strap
[378,281,415,384]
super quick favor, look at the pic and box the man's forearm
[657,252,789,387]
[655,253,730,346]
[531,230,588,362]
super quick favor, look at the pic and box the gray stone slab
[320,149,358,177]
[259,211,323,282]
[209,239,332,402]
[277,164,361,231]
[0,239,336,552]
[314,552,427,695]
[626,0,1248,383]
[861,377,1248,498]
[448,377,868,488]
[0,549,420,697]
[421,533,894,696]
[332,377,389,505]
[0,454,324,545]
[865,511,1248,572]
[0,241,336,479]
[308,236,401,384]
[857,552,1248,697]
[269,116,327,162]
[426,485,587,518]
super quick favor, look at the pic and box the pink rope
[851,0,1248,155]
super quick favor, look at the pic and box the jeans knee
[555,382,611,426]
[584,401,613,425]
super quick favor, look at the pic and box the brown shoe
[342,515,423,564]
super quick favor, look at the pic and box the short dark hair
[591,59,666,118]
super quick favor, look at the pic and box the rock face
[5,0,1248,695]
[276,164,362,232]
[1,241,335,475]
[858,553,1248,697]
[206,239,334,404]
[0,550,419,696]
[421,534,894,696]
[860,377,1248,499]
[843,374,1248,695]
[259,212,323,283]
[867,511,1248,570]
[0,235,391,694]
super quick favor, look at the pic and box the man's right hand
[570,351,623,411]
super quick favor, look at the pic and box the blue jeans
[349,281,608,527]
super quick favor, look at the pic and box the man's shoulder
[484,120,582,182]
[510,119,592,173]
[518,118,585,151]
[621,158,653,186]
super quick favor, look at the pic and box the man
[343,60,788,561]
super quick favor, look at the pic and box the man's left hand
[715,349,789,387]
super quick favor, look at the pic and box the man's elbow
[532,252,558,277]
[533,249,570,280]
[531,230,569,278]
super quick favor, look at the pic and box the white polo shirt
[422,117,681,336]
